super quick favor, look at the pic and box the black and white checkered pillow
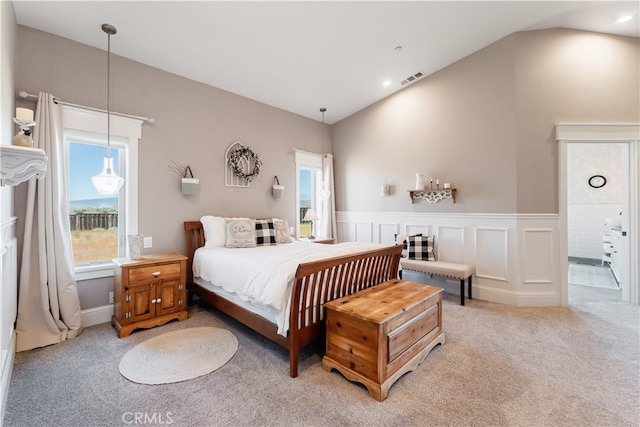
[255,219,276,246]
[395,233,422,258]
[407,235,436,261]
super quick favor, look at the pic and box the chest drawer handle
[152,271,161,277]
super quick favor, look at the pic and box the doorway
[566,142,626,303]
[557,124,639,306]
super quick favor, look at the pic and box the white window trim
[294,149,324,239]
[63,105,141,280]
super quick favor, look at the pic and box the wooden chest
[322,279,444,401]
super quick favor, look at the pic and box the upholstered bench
[400,259,474,306]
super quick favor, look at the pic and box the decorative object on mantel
[12,107,36,147]
[415,173,425,190]
[0,145,47,186]
[91,23,124,196]
[225,141,262,187]
[272,176,284,199]
[408,188,457,204]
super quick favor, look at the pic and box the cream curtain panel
[16,92,83,352]
[319,154,337,240]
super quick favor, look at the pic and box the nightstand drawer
[128,263,181,283]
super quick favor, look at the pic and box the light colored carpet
[568,263,619,289]
[119,327,237,384]
[5,296,639,426]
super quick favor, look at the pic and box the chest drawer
[128,263,181,283]
[388,303,438,362]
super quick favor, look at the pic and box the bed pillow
[273,218,293,244]
[407,235,436,261]
[395,233,422,258]
[255,219,277,246]
[225,219,257,248]
[201,216,226,248]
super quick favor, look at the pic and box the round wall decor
[588,175,606,188]
[227,145,262,182]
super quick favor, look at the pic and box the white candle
[16,108,34,122]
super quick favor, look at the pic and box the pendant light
[92,23,124,195]
[316,107,331,201]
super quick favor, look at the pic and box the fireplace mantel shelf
[1,145,47,186]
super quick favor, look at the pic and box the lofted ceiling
[12,1,640,124]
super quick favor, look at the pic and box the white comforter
[193,240,385,335]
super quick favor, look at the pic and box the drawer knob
[151,299,157,304]
[152,271,161,277]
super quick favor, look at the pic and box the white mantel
[0,145,47,186]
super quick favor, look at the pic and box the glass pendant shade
[317,181,331,201]
[92,24,124,196]
[92,156,124,195]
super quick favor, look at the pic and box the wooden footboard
[184,221,402,377]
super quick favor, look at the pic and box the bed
[184,220,402,377]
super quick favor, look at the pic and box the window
[63,106,141,280]
[295,150,324,239]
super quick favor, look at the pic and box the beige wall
[1,1,16,219]
[11,25,640,310]
[333,28,640,214]
[15,25,329,257]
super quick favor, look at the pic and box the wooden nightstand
[112,252,188,338]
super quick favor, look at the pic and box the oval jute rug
[119,327,238,385]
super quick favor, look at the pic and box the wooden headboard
[184,221,206,284]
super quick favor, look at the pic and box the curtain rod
[17,90,155,124]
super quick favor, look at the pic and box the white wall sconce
[272,176,284,199]
[381,176,391,196]
[13,107,36,147]
[181,166,199,195]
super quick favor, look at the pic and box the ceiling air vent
[400,71,424,86]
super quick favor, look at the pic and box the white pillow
[225,218,257,248]
[273,218,293,244]
[201,216,226,248]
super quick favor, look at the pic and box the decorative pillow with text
[225,219,257,248]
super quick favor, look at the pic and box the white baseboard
[81,304,113,328]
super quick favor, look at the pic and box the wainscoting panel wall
[1,217,17,421]
[337,211,561,307]
[475,227,509,282]
[437,226,465,264]
[378,223,400,245]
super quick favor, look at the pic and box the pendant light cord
[106,29,112,161]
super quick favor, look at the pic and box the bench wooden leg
[460,279,465,306]
[468,276,472,301]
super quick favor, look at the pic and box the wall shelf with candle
[408,188,456,204]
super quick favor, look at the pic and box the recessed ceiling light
[383,80,392,87]
[616,15,633,23]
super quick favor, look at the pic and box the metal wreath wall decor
[227,145,262,182]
